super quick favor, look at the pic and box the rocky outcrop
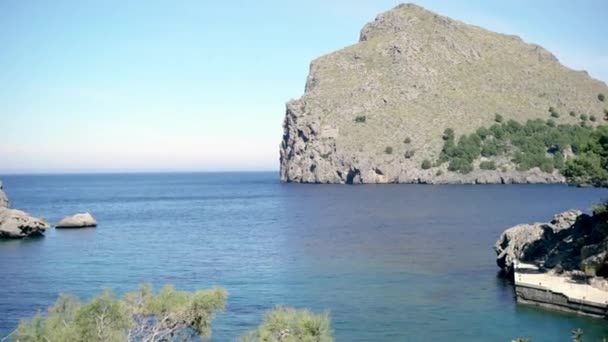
[0,208,50,238]
[0,181,49,238]
[0,181,9,208]
[494,208,608,280]
[280,3,608,184]
[56,213,97,228]
[494,210,582,275]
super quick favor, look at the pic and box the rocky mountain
[280,3,608,184]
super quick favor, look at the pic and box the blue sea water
[0,172,607,341]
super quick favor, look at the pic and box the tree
[11,285,228,342]
[240,307,333,342]
[443,128,455,141]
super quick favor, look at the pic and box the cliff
[280,4,608,184]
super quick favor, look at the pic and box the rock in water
[56,213,97,228]
[0,208,49,238]
[0,181,9,208]
[0,180,49,238]
[494,210,584,275]
[280,4,608,184]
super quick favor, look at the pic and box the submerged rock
[56,213,97,228]
[0,208,49,238]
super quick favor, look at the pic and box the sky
[1,0,607,174]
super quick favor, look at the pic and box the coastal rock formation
[0,181,49,238]
[56,213,97,228]
[494,210,582,275]
[0,181,9,208]
[280,3,608,184]
[495,208,608,317]
[0,208,50,238]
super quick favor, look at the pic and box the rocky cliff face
[280,3,608,184]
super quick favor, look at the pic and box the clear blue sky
[1,0,607,173]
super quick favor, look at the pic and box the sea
[1,172,607,341]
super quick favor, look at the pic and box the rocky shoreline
[495,209,608,318]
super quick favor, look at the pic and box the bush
[12,285,228,342]
[354,116,366,123]
[10,286,335,342]
[436,170,443,176]
[564,152,608,186]
[403,137,411,144]
[384,146,393,154]
[240,307,333,342]
[479,161,496,170]
[495,114,503,123]
[546,119,556,127]
[421,159,432,169]
[554,152,565,170]
[448,158,473,174]
[580,114,588,121]
[442,128,454,141]
[590,115,597,122]
[599,93,606,102]
[570,111,576,117]
[476,127,490,140]
[404,150,415,159]
[549,107,560,118]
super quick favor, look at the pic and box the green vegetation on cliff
[439,118,608,186]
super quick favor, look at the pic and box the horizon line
[0,169,280,177]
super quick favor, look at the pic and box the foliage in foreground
[11,285,227,342]
[239,307,333,342]
[7,285,333,342]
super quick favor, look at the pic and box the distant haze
[1,0,607,174]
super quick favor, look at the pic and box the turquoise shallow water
[0,172,607,341]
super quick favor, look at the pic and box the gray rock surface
[56,212,97,228]
[0,180,49,238]
[0,208,49,238]
[280,4,608,184]
[494,210,583,274]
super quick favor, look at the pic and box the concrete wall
[516,284,608,318]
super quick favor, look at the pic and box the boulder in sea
[56,212,97,228]
[0,208,49,238]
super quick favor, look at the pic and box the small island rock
[56,213,97,228]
